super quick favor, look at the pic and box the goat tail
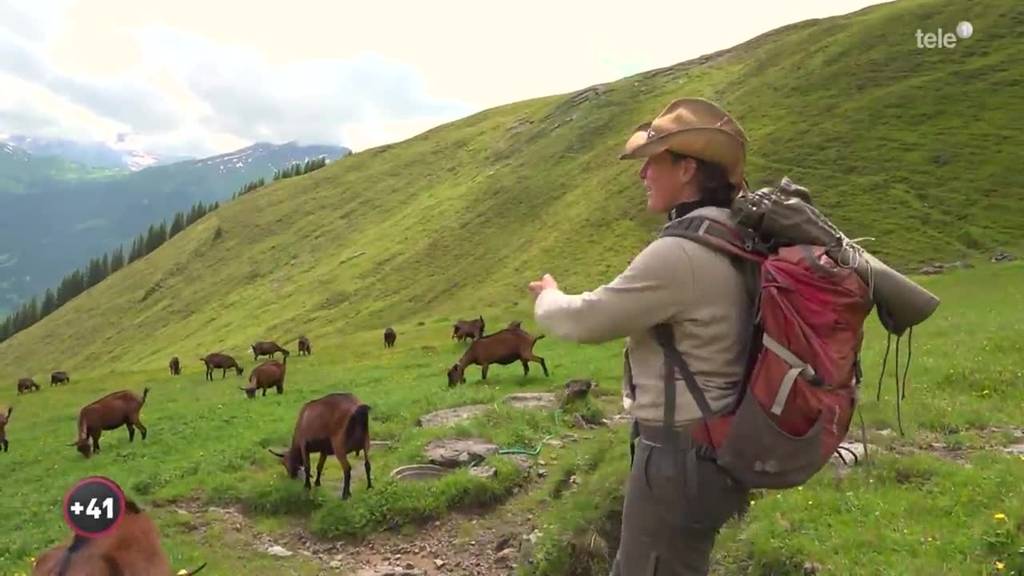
[346,404,371,442]
[141,387,150,405]
[534,334,546,342]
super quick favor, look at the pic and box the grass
[0,0,1022,573]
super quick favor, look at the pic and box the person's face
[639,151,697,213]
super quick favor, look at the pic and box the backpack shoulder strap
[660,214,766,262]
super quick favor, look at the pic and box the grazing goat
[447,327,549,386]
[297,335,312,356]
[169,356,181,376]
[384,327,397,349]
[200,353,244,381]
[50,371,71,386]
[32,500,206,576]
[70,389,149,458]
[251,341,290,361]
[240,357,287,399]
[0,406,10,453]
[268,393,372,499]
[17,378,40,394]
[452,316,486,342]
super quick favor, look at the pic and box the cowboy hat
[619,97,747,186]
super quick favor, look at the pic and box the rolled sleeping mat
[829,246,941,336]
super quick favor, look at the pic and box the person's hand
[528,274,559,298]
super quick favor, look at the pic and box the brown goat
[200,353,244,381]
[268,393,372,499]
[251,341,290,361]
[452,316,486,342]
[32,500,206,576]
[240,357,287,399]
[169,356,181,375]
[17,377,40,394]
[447,327,549,386]
[0,406,10,453]
[70,389,149,458]
[50,371,71,386]
[297,335,312,356]
[384,327,397,348]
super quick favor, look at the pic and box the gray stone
[504,393,558,410]
[424,438,499,468]
[390,464,453,482]
[266,545,293,557]
[469,465,497,479]
[417,404,489,428]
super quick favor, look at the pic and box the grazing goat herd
[1,319,549,574]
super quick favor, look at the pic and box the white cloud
[0,0,887,157]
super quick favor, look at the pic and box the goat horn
[267,448,286,458]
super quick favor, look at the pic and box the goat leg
[315,452,327,487]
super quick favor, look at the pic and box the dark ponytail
[670,152,737,208]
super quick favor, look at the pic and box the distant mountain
[0,141,349,313]
[3,134,193,172]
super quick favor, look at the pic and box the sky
[0,0,886,158]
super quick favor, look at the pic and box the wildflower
[994,560,1005,571]
[994,513,1008,522]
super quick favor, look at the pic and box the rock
[417,404,490,428]
[803,562,822,575]
[502,454,534,471]
[1003,443,1024,456]
[537,468,548,478]
[433,559,446,569]
[494,534,515,552]
[356,567,425,576]
[469,465,497,479]
[391,464,453,482]
[544,439,565,449]
[329,560,343,569]
[918,265,944,275]
[831,442,870,466]
[992,251,1017,263]
[562,379,594,403]
[424,438,499,468]
[504,393,559,410]
[875,428,895,436]
[266,545,293,557]
[496,547,518,565]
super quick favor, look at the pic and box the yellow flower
[994,513,1008,521]
[994,560,1005,571]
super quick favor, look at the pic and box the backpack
[653,207,874,489]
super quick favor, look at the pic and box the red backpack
[653,212,874,489]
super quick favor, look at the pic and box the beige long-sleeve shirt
[534,207,750,427]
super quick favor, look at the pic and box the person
[528,98,752,575]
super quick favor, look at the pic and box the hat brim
[619,126,746,186]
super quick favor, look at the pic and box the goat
[268,393,372,499]
[0,406,10,453]
[240,357,287,399]
[384,327,397,349]
[447,327,549,386]
[251,341,290,361]
[452,315,486,342]
[200,353,244,381]
[169,356,181,376]
[32,500,206,576]
[50,371,71,386]
[70,389,149,458]
[297,335,312,356]
[17,377,40,394]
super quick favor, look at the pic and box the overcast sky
[0,0,885,158]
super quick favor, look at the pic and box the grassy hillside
[0,0,1022,574]
[3,0,1021,378]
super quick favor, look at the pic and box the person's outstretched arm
[531,237,694,344]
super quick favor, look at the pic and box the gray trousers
[610,424,749,576]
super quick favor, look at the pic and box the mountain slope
[0,141,349,312]
[1,0,1021,379]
